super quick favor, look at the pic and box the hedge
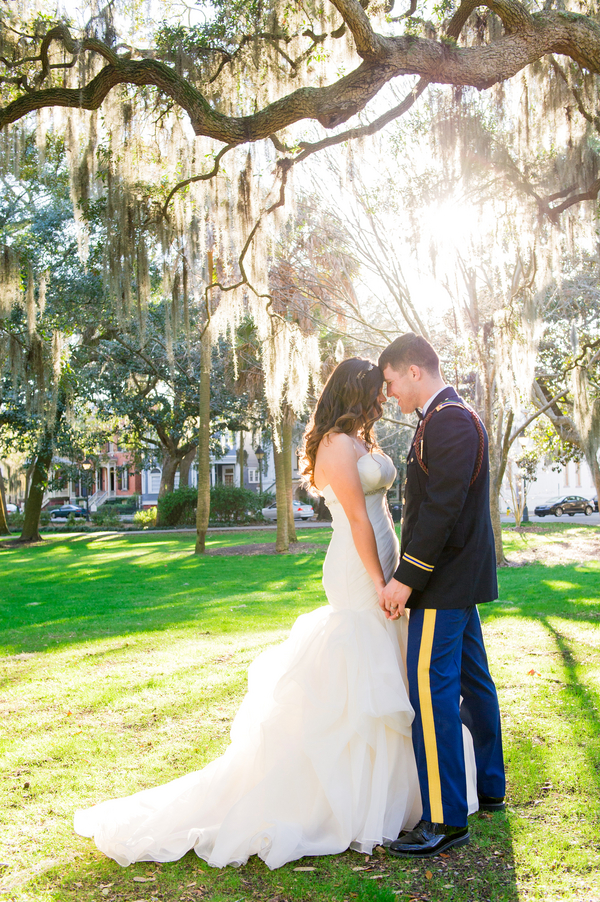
[156,484,269,527]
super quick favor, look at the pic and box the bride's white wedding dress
[74,451,477,870]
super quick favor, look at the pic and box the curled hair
[299,357,384,491]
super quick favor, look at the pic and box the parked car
[6,502,20,513]
[534,495,594,517]
[49,504,89,520]
[262,500,315,521]
[593,496,598,512]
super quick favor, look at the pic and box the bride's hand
[380,578,412,620]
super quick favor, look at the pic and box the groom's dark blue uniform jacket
[395,386,498,609]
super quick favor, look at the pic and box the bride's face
[368,388,387,421]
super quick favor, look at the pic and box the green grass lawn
[1,525,599,902]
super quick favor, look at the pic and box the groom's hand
[380,579,412,620]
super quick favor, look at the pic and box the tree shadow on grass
[483,566,600,895]
[0,534,328,654]
[542,618,600,794]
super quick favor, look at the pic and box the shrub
[155,485,268,527]
[133,507,157,528]
[91,508,122,528]
[64,512,87,531]
[157,486,197,527]
[101,497,138,514]
[209,484,264,525]
[6,510,53,530]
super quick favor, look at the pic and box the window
[118,468,129,491]
[248,468,259,483]
[224,467,234,486]
[150,468,161,493]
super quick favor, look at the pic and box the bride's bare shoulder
[318,432,356,461]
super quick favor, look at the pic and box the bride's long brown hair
[300,357,384,490]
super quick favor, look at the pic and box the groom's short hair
[379,333,440,376]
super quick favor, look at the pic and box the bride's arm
[317,434,385,592]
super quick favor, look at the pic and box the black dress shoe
[388,819,470,858]
[478,793,506,812]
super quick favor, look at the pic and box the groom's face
[382,364,420,414]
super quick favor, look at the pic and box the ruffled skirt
[74,604,425,870]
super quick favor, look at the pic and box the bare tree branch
[161,143,234,216]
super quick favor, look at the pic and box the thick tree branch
[328,0,387,58]
[508,387,569,445]
[447,0,533,39]
[4,6,600,138]
[546,177,600,220]
[293,77,428,163]
[532,379,581,445]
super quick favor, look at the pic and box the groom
[378,333,505,858]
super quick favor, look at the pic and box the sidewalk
[40,520,334,537]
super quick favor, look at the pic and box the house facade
[3,429,309,512]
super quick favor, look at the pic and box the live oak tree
[0,130,101,542]
[4,0,600,159]
[4,0,600,548]
[532,263,600,505]
[84,322,264,527]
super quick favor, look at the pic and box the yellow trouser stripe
[418,609,444,823]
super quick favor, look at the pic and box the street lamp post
[254,445,264,495]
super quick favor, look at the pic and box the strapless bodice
[321,451,399,612]
[321,451,396,508]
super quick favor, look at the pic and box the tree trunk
[155,451,180,527]
[20,434,54,543]
[488,450,506,566]
[238,429,245,488]
[273,423,289,553]
[590,455,600,513]
[484,402,511,567]
[282,409,297,543]
[0,466,10,536]
[571,360,600,516]
[195,326,212,554]
[489,479,506,566]
[158,453,179,498]
[316,495,332,522]
[25,460,35,501]
[179,446,197,487]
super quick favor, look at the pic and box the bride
[74,357,475,870]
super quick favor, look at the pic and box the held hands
[378,578,413,621]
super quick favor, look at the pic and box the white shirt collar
[421,386,453,418]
